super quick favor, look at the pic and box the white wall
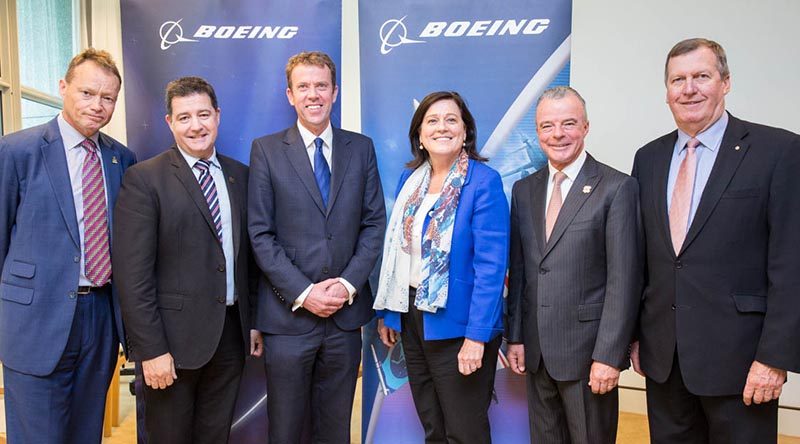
[99,0,800,435]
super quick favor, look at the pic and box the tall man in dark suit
[506,86,642,444]
[0,49,135,443]
[249,51,386,443]
[113,77,262,444]
[631,38,800,443]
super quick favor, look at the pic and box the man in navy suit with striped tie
[114,77,262,444]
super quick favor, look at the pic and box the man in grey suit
[506,86,642,444]
[248,51,386,444]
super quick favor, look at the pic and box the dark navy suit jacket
[248,125,386,334]
[0,117,135,376]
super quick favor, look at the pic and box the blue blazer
[381,160,509,342]
[0,118,136,376]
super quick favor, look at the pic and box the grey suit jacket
[248,125,386,334]
[506,154,643,381]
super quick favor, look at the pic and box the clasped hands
[301,278,350,318]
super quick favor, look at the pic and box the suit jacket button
[218,264,225,272]
[322,267,329,274]
[671,304,676,310]
[73,256,80,263]
[539,268,548,275]
[327,234,333,240]
[674,261,683,269]
[69,291,76,299]
[218,297,225,303]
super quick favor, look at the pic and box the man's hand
[142,352,177,390]
[589,361,620,395]
[457,338,485,376]
[377,318,398,348]
[743,360,787,406]
[325,281,350,303]
[301,278,344,317]
[250,329,264,357]
[630,341,645,377]
[507,343,526,375]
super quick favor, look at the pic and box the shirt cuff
[339,278,356,305]
[292,284,313,312]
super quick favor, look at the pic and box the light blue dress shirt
[666,112,729,229]
[57,113,109,287]
[178,147,236,305]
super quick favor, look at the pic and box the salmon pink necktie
[669,137,700,255]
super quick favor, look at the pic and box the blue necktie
[314,137,331,207]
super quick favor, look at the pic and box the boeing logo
[159,19,299,51]
[378,17,551,55]
[159,19,198,50]
[379,16,425,55]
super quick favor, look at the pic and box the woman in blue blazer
[374,91,509,443]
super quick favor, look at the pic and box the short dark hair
[285,51,337,88]
[665,38,729,83]
[406,91,487,169]
[65,48,121,85]
[164,76,219,116]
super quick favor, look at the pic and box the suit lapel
[169,148,223,249]
[652,132,678,258]
[282,127,327,215]
[680,115,749,254]
[40,120,80,248]
[327,128,352,216]
[218,155,242,258]
[542,155,600,259]
[529,168,548,256]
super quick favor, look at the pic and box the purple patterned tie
[81,138,111,286]
[193,159,223,242]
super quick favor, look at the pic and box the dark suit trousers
[401,289,502,444]
[263,317,362,444]
[646,351,778,444]
[143,304,245,444]
[3,287,117,444]
[526,358,618,444]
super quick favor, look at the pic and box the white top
[409,192,441,288]
[296,120,334,173]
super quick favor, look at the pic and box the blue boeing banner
[359,1,572,442]
[120,0,341,164]
[119,1,341,442]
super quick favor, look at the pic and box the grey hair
[536,86,588,120]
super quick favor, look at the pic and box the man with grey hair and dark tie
[506,86,642,444]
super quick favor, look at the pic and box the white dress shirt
[177,147,236,305]
[546,149,588,210]
[292,121,356,311]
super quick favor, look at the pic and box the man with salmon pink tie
[631,38,800,443]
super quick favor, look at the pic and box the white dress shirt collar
[548,149,587,183]
[58,113,100,151]
[296,120,333,150]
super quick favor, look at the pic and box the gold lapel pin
[734,145,741,151]
[112,156,119,164]
[582,185,592,194]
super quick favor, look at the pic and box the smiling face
[286,63,338,136]
[166,93,220,160]
[535,94,589,171]
[59,61,120,138]
[418,99,466,165]
[665,46,730,136]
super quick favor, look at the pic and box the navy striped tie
[193,159,223,242]
[313,137,331,207]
